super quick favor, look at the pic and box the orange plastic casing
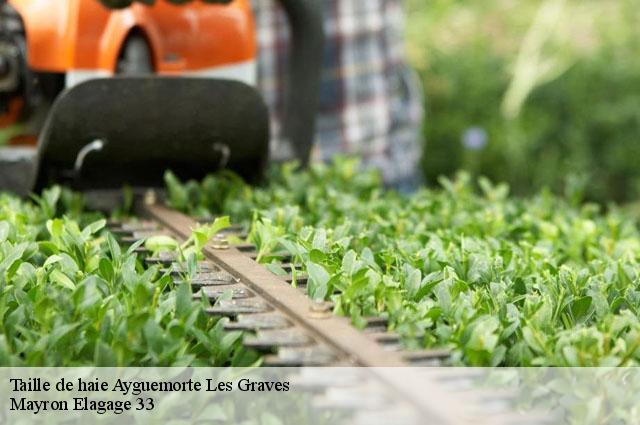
[8,0,257,76]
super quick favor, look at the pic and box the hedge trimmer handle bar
[275,0,325,166]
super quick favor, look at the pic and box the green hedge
[166,160,640,366]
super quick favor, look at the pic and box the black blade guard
[34,77,270,191]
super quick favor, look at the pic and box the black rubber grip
[275,0,324,166]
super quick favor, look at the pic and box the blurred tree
[409,0,640,203]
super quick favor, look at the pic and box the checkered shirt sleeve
[252,0,423,184]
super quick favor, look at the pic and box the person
[253,0,423,188]
[98,0,424,188]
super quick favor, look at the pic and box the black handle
[274,0,324,166]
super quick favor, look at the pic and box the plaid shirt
[252,0,423,185]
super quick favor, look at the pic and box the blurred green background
[407,0,640,203]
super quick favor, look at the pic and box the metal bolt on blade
[144,189,157,206]
[309,300,333,319]
[212,234,229,250]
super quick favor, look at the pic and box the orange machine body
[0,0,256,140]
[9,0,257,84]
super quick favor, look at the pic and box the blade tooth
[363,316,387,332]
[248,251,293,262]
[283,274,308,286]
[364,331,401,345]
[193,284,254,301]
[132,229,168,238]
[206,298,272,317]
[401,349,450,366]
[145,251,179,267]
[224,313,292,331]
[262,345,338,366]
[234,243,257,252]
[178,272,239,289]
[169,261,222,277]
[243,329,315,351]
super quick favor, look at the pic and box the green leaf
[82,219,107,237]
[306,261,330,300]
[175,282,193,319]
[513,278,527,295]
[50,270,76,291]
[312,229,327,250]
[220,331,242,353]
[309,249,326,263]
[208,216,231,238]
[341,250,358,276]
[94,341,117,366]
[0,221,9,242]
[414,272,443,301]
[522,326,546,354]
[183,216,232,256]
[106,233,121,259]
[570,296,593,323]
[164,170,189,209]
[265,263,288,276]
[49,323,81,346]
[143,319,164,355]
[145,235,180,254]
[46,219,64,239]
[99,258,115,282]
[466,316,499,352]
[43,255,63,269]
[125,238,147,256]
[404,267,422,298]
[0,243,28,275]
